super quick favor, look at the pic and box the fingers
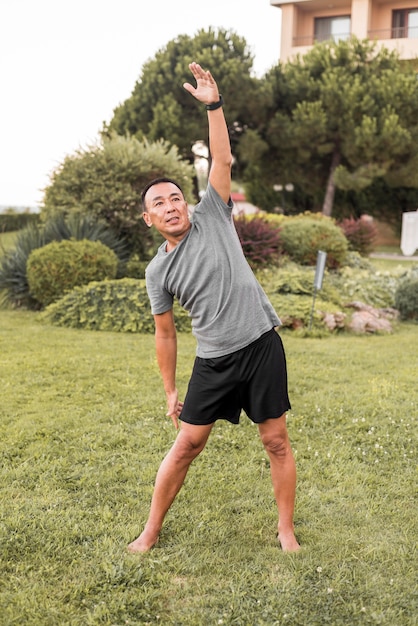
[189,62,213,82]
[166,399,183,430]
[182,81,194,95]
[170,414,179,430]
[183,62,218,104]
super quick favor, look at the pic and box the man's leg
[128,421,213,553]
[258,415,300,552]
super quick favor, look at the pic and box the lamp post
[273,183,294,212]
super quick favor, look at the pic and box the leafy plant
[41,134,195,258]
[0,215,128,309]
[0,223,47,308]
[338,215,378,255]
[40,278,191,332]
[328,266,399,308]
[27,240,118,307]
[395,265,418,320]
[279,215,348,268]
[233,215,282,269]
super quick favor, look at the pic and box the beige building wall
[271,0,418,62]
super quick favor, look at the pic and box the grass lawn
[0,310,417,625]
[0,230,19,253]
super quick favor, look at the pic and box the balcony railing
[292,26,418,48]
[292,32,351,47]
[368,26,418,40]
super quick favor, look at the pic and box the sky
[0,0,282,209]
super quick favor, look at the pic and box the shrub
[257,261,400,331]
[0,215,128,309]
[279,215,348,268]
[41,134,195,258]
[268,263,341,303]
[233,216,282,269]
[326,266,399,308]
[395,267,418,320]
[343,250,375,271]
[124,254,148,279]
[27,239,118,307]
[0,223,47,308]
[338,216,378,256]
[268,292,338,330]
[42,214,130,271]
[40,278,191,332]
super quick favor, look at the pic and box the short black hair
[141,177,184,211]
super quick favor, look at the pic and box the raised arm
[183,62,233,204]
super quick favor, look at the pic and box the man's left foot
[278,529,300,552]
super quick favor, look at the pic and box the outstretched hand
[183,62,220,106]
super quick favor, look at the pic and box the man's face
[143,182,191,245]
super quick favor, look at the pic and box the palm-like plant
[0,215,129,309]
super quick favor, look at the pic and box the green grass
[1,310,417,625]
[369,245,417,273]
[0,230,18,254]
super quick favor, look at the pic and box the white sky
[0,0,282,208]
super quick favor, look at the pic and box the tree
[105,28,262,166]
[41,133,195,258]
[250,38,418,221]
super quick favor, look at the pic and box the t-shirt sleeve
[145,265,174,315]
[193,182,233,221]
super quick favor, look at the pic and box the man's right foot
[127,530,159,553]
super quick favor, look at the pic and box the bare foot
[127,529,159,553]
[278,528,301,552]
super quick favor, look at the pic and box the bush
[279,215,348,268]
[42,214,130,271]
[124,254,148,279]
[0,223,47,308]
[40,278,191,332]
[269,263,341,303]
[343,250,375,271]
[327,266,399,308]
[338,216,378,256]
[41,134,195,258]
[0,215,128,309]
[27,240,118,307]
[233,216,282,269]
[395,266,418,320]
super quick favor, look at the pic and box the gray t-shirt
[145,183,281,358]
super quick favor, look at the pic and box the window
[392,9,418,39]
[314,16,351,43]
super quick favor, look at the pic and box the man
[128,62,300,553]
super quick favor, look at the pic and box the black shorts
[180,328,291,425]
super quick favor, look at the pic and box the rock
[344,301,399,333]
[321,311,346,330]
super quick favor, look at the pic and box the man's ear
[143,211,152,228]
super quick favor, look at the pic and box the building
[271,0,418,63]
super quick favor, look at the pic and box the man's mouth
[166,216,179,224]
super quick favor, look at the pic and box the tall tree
[251,38,418,219]
[106,28,261,164]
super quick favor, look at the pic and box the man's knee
[172,427,210,461]
[262,433,289,458]
[259,420,290,458]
